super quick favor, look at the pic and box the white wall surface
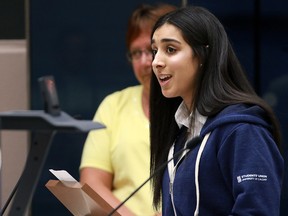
[0,40,29,215]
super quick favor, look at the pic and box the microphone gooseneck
[107,136,203,216]
[186,136,203,150]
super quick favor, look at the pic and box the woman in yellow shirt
[79,3,176,216]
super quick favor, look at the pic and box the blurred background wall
[0,0,287,215]
[0,0,29,215]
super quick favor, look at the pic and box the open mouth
[159,74,172,83]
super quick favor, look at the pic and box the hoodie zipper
[170,166,178,216]
[168,132,210,216]
[168,149,188,216]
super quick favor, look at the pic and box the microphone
[38,75,61,116]
[107,136,203,216]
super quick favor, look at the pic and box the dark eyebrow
[151,38,181,45]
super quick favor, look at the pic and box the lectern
[0,110,105,216]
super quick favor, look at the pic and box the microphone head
[186,136,203,149]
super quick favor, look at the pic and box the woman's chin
[161,90,176,98]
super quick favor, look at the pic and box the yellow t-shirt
[80,85,156,216]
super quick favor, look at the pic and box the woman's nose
[152,52,164,69]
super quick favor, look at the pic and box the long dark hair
[149,6,281,209]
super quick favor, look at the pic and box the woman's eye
[131,50,142,58]
[167,47,176,54]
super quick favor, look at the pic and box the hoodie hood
[200,104,272,137]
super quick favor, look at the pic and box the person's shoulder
[105,85,141,99]
[202,104,269,135]
[117,85,142,95]
[100,85,142,105]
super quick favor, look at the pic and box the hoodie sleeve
[218,123,284,216]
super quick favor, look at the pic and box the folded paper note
[46,169,121,216]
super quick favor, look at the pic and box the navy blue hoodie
[162,104,284,216]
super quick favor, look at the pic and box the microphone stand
[107,136,203,216]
